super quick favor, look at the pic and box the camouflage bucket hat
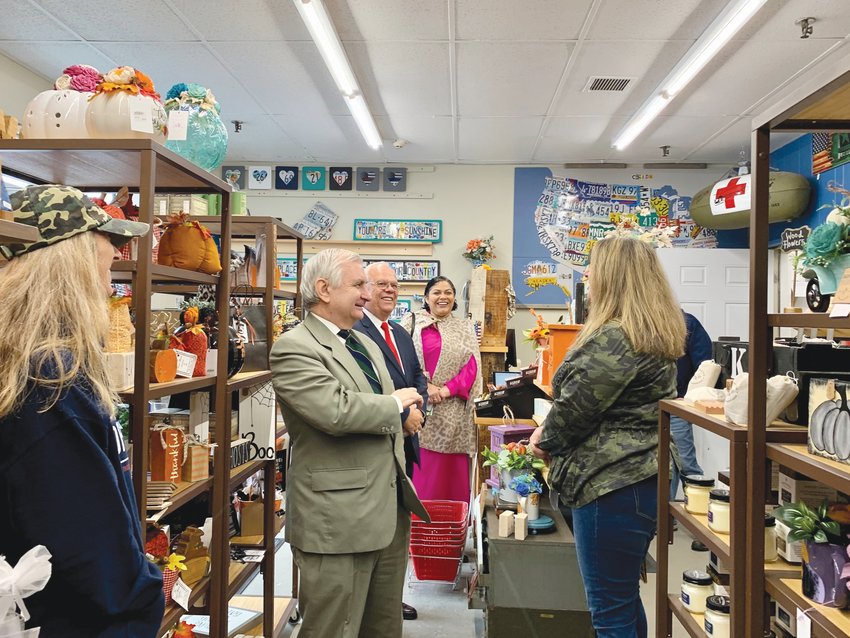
[0,184,150,259]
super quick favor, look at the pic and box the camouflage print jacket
[538,323,676,508]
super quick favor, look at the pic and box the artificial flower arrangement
[482,441,546,472]
[164,621,196,638]
[145,525,187,604]
[509,472,543,496]
[164,83,221,114]
[603,216,675,248]
[463,235,496,263]
[801,217,850,268]
[522,308,550,347]
[162,82,229,171]
[92,66,160,100]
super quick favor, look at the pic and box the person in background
[270,248,427,637]
[0,185,162,637]
[400,276,482,504]
[670,312,712,500]
[530,236,686,638]
[355,261,428,621]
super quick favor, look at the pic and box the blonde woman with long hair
[0,185,164,637]
[530,236,686,638]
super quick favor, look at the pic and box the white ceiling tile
[456,0,593,41]
[269,113,386,163]
[614,115,741,164]
[209,41,344,117]
[586,0,725,41]
[169,0,309,41]
[377,115,454,162]
[223,115,308,163]
[346,42,451,117]
[33,0,193,42]
[457,42,571,116]
[458,117,543,162]
[327,0,448,41]
[0,42,117,82]
[0,2,77,41]
[534,116,627,162]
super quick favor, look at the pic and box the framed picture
[363,259,440,282]
[247,166,272,189]
[390,299,412,322]
[302,166,326,190]
[354,219,442,243]
[221,166,246,190]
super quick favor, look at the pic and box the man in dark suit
[270,249,427,637]
[355,261,429,621]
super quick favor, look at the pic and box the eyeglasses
[369,280,399,291]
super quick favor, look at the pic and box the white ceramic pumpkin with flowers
[86,66,167,142]
[22,65,101,139]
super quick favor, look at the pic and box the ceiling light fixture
[293,0,382,149]
[642,163,708,169]
[612,0,767,151]
[563,162,628,169]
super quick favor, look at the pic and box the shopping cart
[409,500,470,582]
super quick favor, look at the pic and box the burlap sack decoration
[107,297,134,353]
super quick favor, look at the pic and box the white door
[658,248,776,493]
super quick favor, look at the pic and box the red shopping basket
[409,500,469,581]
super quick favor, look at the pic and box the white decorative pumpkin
[23,89,92,139]
[86,92,167,142]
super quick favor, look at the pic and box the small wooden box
[543,324,582,386]
[150,427,186,482]
[183,444,210,482]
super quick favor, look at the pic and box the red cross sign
[710,174,751,215]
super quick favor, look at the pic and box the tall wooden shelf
[0,139,300,638]
[745,53,850,637]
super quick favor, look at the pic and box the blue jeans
[572,476,657,638]
[669,415,704,500]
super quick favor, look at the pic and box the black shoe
[402,602,418,620]
[691,540,709,552]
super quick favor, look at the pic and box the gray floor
[240,525,703,637]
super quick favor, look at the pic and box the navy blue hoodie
[0,372,163,637]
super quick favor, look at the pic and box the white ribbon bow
[0,546,53,622]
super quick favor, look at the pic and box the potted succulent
[482,441,545,503]
[775,500,850,607]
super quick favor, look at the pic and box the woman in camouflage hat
[0,185,162,637]
[531,236,686,638]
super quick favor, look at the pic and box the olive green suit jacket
[270,312,428,554]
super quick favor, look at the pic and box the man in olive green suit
[270,248,428,638]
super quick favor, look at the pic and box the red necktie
[381,321,402,367]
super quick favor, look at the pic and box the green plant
[774,499,843,544]
[509,473,543,496]
[481,442,546,471]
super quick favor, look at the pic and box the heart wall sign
[275,166,299,190]
[383,168,407,192]
[329,166,353,191]
[302,166,326,191]
[247,165,272,189]
[356,167,380,192]
[221,165,246,190]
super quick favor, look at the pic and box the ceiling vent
[583,76,632,92]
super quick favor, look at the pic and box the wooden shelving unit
[744,53,850,637]
[0,139,300,638]
[0,216,39,242]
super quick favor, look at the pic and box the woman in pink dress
[401,276,482,503]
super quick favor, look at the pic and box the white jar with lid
[704,595,730,638]
[765,513,778,562]
[681,569,714,613]
[683,475,715,515]
[707,489,731,533]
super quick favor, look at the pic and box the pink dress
[412,324,478,503]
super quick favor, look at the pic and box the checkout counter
[471,490,595,637]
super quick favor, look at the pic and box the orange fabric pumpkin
[157,213,222,274]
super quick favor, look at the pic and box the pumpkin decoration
[809,383,850,462]
[22,65,101,139]
[86,66,167,141]
[150,348,178,383]
[157,213,222,274]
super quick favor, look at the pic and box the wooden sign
[354,218,442,242]
[780,226,810,252]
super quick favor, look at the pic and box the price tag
[171,577,191,610]
[829,303,850,318]
[129,95,154,134]
[796,607,812,638]
[167,110,189,141]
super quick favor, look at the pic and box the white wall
[0,53,49,120]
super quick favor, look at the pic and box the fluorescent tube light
[294,0,358,96]
[612,0,767,150]
[294,0,383,149]
[563,163,628,169]
[346,94,382,150]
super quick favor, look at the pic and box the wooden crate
[468,268,510,348]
